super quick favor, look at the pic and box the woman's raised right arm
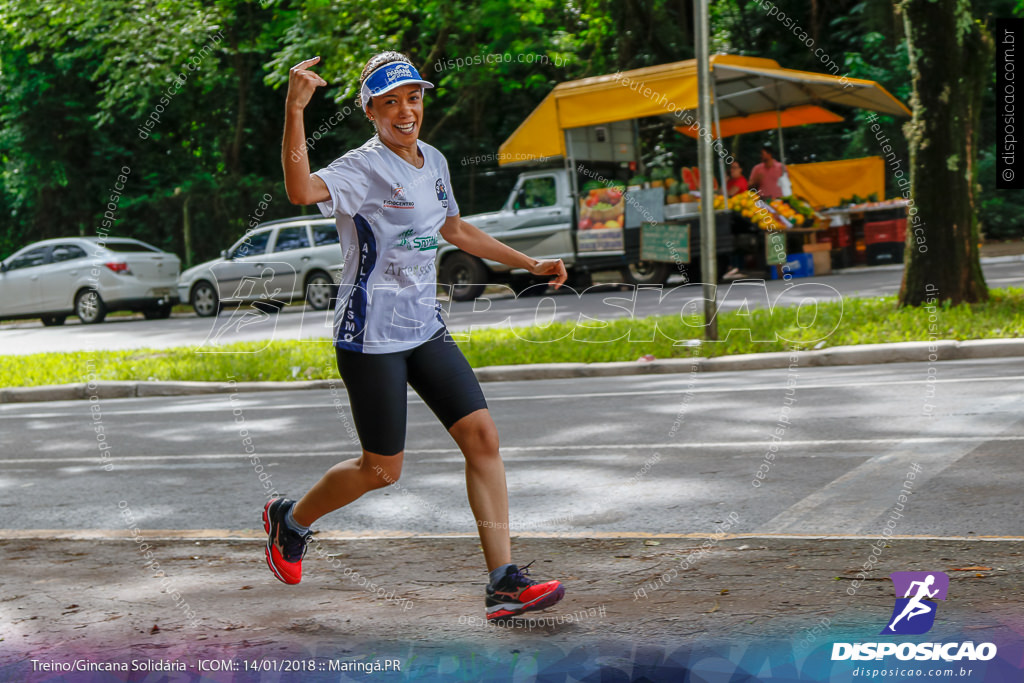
[282,57,330,205]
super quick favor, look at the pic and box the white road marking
[3,374,1024,419]
[2,436,1023,466]
[758,392,1024,534]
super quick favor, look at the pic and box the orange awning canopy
[675,104,843,139]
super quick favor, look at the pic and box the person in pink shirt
[748,142,786,199]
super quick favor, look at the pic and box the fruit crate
[865,219,907,245]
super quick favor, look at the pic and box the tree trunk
[897,0,990,306]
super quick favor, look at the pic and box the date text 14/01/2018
[239,658,402,673]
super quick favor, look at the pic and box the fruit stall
[575,165,733,281]
[575,153,903,280]
[717,186,825,277]
[496,55,911,281]
[821,198,910,268]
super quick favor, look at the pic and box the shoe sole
[263,499,299,585]
[487,583,566,621]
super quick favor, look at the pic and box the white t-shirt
[314,135,459,353]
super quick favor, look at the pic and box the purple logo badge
[880,571,949,635]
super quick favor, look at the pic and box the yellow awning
[499,55,910,165]
[499,94,565,163]
[787,156,885,207]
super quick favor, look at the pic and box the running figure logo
[880,571,949,635]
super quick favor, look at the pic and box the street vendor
[726,161,748,195]
[748,142,786,200]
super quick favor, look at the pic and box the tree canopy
[0,0,1019,267]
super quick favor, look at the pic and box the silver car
[0,237,180,325]
[177,217,344,317]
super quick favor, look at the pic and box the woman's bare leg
[448,408,511,571]
[291,450,404,527]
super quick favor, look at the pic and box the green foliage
[459,287,1023,365]
[0,0,295,263]
[4,288,1023,387]
[0,0,1020,264]
[977,148,1024,238]
[2,1,224,124]
[0,340,340,388]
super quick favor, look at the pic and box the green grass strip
[2,288,1022,388]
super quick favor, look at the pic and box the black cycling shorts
[335,328,488,456]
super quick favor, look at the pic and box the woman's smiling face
[370,83,423,148]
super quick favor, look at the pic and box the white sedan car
[178,217,344,317]
[0,237,180,325]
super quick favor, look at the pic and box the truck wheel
[622,261,670,286]
[440,253,487,302]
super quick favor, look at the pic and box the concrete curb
[834,253,1024,274]
[472,338,1023,381]
[0,379,336,404]
[979,253,1024,264]
[3,338,1022,404]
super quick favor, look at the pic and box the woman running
[263,51,567,621]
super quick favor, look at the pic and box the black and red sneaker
[485,562,565,621]
[262,498,311,585]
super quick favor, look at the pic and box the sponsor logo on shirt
[413,235,438,251]
[384,262,435,277]
[394,229,438,251]
[435,178,449,209]
[384,181,415,209]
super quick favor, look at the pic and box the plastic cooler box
[769,252,815,279]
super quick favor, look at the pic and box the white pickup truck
[437,166,733,301]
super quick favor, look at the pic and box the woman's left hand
[528,259,568,289]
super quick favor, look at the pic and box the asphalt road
[2,356,1021,539]
[1,260,1022,356]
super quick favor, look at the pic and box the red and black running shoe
[485,562,565,621]
[263,498,311,585]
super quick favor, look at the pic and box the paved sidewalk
[2,535,1022,678]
